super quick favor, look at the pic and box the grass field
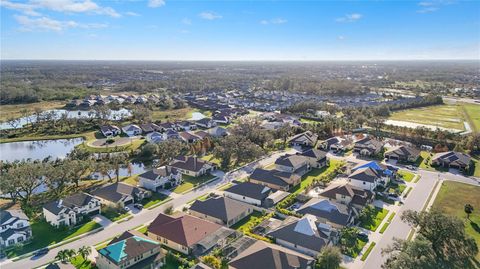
[359,207,389,232]
[0,101,65,122]
[389,104,466,131]
[462,103,480,133]
[172,173,216,194]
[432,181,480,259]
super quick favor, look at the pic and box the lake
[0,138,84,162]
[0,108,131,130]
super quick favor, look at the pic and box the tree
[201,255,221,269]
[464,204,474,220]
[339,227,359,252]
[358,204,376,225]
[56,249,76,263]
[316,246,342,269]
[77,246,91,263]
[382,235,437,269]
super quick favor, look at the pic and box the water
[0,108,131,130]
[189,112,207,121]
[0,138,84,162]
[88,162,148,180]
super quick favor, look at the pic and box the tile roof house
[249,168,301,191]
[353,137,384,157]
[138,166,182,191]
[297,198,355,229]
[147,213,233,255]
[0,209,31,248]
[189,196,253,227]
[431,151,472,171]
[168,156,217,177]
[100,124,121,137]
[275,154,310,176]
[298,149,328,169]
[228,240,314,269]
[288,131,318,147]
[92,183,151,207]
[122,124,142,137]
[267,214,336,257]
[384,145,421,163]
[97,230,165,269]
[43,193,101,228]
[319,179,373,209]
[223,182,273,206]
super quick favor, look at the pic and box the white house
[138,166,182,191]
[100,125,121,137]
[122,124,142,137]
[347,167,382,191]
[146,131,167,144]
[43,193,101,228]
[0,209,31,248]
[168,156,216,177]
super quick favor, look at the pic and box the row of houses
[66,94,170,108]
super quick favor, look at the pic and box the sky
[1,0,479,60]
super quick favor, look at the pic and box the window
[17,223,24,228]
[17,237,23,242]
[8,239,14,245]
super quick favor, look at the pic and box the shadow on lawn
[470,221,480,234]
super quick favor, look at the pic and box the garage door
[89,209,100,215]
[124,199,133,205]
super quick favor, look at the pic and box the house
[148,213,235,255]
[249,168,301,191]
[168,156,216,177]
[228,240,315,269]
[348,167,385,191]
[223,182,272,206]
[352,161,396,179]
[122,124,142,137]
[353,137,384,156]
[43,193,101,227]
[158,122,177,132]
[177,121,197,131]
[138,166,182,191]
[298,149,328,169]
[189,196,253,227]
[212,114,230,125]
[274,154,310,176]
[431,151,472,171]
[288,131,318,147]
[92,183,151,207]
[207,126,229,137]
[267,214,335,257]
[196,118,216,129]
[165,129,181,140]
[384,145,421,163]
[179,132,202,143]
[0,209,31,248]
[140,123,161,134]
[296,198,355,229]
[146,131,167,144]
[318,179,373,209]
[318,137,352,152]
[97,230,165,269]
[194,130,210,139]
[100,125,121,137]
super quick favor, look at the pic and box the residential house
[384,145,421,163]
[353,137,384,157]
[158,122,177,132]
[267,214,335,257]
[165,129,180,140]
[298,149,328,169]
[194,130,210,139]
[92,183,151,207]
[249,168,301,191]
[318,179,373,210]
[97,230,165,269]
[100,125,121,137]
[138,166,182,191]
[348,167,384,191]
[168,156,216,177]
[223,182,272,207]
[45,262,76,269]
[274,154,310,176]
[228,240,314,269]
[189,196,253,227]
[140,123,161,134]
[207,126,229,137]
[296,198,355,229]
[177,121,197,131]
[122,124,142,137]
[179,132,202,143]
[148,213,235,256]
[0,209,31,248]
[431,151,472,171]
[289,131,318,147]
[212,114,230,125]
[196,118,216,129]
[43,193,101,228]
[146,132,167,144]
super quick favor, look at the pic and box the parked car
[405,165,417,170]
[388,193,399,199]
[134,204,143,210]
[34,248,49,257]
[124,206,131,212]
[358,232,369,241]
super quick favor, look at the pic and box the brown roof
[148,213,221,247]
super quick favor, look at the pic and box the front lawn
[172,173,216,194]
[101,206,130,222]
[397,170,415,182]
[432,181,480,259]
[142,192,169,208]
[5,219,101,258]
[359,207,389,232]
[342,238,367,258]
[387,182,407,195]
[70,254,97,269]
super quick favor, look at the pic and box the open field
[462,103,480,133]
[388,104,466,131]
[432,181,480,259]
[0,101,65,122]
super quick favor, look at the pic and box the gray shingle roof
[297,198,351,227]
[224,182,272,201]
[250,169,291,188]
[91,183,147,203]
[348,167,380,183]
[189,197,251,223]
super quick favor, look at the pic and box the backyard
[291,159,343,195]
[432,181,480,259]
[172,173,216,194]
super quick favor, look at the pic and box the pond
[189,111,207,121]
[0,108,132,130]
[88,162,149,180]
[0,138,85,162]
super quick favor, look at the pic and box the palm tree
[56,249,75,263]
[465,204,474,220]
[77,246,91,264]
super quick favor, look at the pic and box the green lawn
[230,210,264,231]
[172,173,216,194]
[418,151,448,172]
[359,207,389,232]
[70,254,97,269]
[461,103,480,133]
[471,158,480,177]
[201,154,222,166]
[361,242,376,261]
[389,104,466,130]
[432,181,480,259]
[290,159,343,195]
[398,170,415,182]
[379,212,396,234]
[387,182,407,195]
[343,239,368,258]
[101,207,130,222]
[5,220,100,258]
[142,192,169,208]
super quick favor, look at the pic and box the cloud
[260,18,287,25]
[181,18,191,25]
[1,0,121,17]
[14,14,107,32]
[125,11,140,16]
[337,35,346,40]
[416,0,456,13]
[148,0,165,8]
[199,11,222,20]
[336,13,363,23]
